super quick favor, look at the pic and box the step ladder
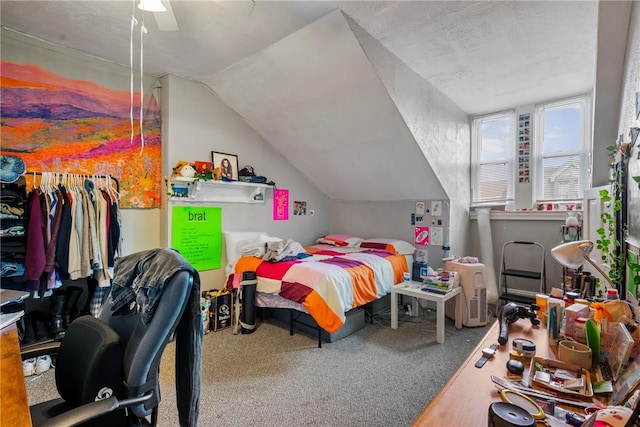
[498,241,546,306]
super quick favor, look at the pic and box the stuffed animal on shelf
[178,164,197,178]
[212,167,221,181]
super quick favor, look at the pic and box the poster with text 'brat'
[171,206,221,271]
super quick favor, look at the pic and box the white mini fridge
[445,260,488,327]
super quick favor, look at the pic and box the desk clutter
[408,261,459,294]
[485,287,640,426]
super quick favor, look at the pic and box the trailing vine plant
[594,143,625,293]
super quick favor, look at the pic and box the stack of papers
[421,283,454,294]
[0,310,25,330]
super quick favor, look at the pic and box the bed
[223,232,413,342]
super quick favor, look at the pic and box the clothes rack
[25,171,120,193]
[2,170,123,348]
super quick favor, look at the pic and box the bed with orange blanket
[226,244,410,335]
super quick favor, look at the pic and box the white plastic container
[444,260,487,327]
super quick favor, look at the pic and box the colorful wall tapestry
[0,61,161,208]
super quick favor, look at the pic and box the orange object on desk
[1,322,32,427]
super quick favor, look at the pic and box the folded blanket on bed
[240,241,267,258]
[263,239,305,262]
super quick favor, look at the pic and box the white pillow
[315,234,364,247]
[224,231,269,276]
[358,238,416,255]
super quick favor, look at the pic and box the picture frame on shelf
[211,151,239,181]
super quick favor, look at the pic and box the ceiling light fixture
[138,0,166,13]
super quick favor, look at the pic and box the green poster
[171,206,222,271]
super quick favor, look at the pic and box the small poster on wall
[293,200,307,215]
[171,206,222,271]
[414,226,430,246]
[274,189,289,220]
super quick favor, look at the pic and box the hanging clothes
[0,177,27,281]
[1,173,121,299]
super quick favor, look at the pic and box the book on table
[421,283,454,294]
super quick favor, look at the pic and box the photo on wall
[211,151,239,181]
[293,201,307,215]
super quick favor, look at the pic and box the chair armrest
[39,397,119,427]
[38,392,154,427]
[21,339,60,360]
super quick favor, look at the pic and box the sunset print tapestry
[0,61,161,208]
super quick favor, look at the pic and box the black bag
[238,165,255,177]
[205,290,233,331]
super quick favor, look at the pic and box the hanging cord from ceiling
[130,0,136,146]
[139,6,146,154]
[129,0,146,154]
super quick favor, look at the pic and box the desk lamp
[550,240,615,289]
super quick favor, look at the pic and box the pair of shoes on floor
[23,355,52,376]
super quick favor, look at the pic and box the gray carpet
[26,311,491,426]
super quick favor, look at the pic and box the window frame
[471,111,516,206]
[532,95,592,204]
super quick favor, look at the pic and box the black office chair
[23,248,202,427]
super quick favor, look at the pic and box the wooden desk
[413,319,556,426]
[1,322,32,427]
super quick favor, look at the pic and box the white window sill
[470,209,569,221]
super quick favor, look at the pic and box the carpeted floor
[26,311,492,426]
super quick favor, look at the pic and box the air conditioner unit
[445,260,488,327]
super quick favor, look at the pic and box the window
[471,112,515,205]
[471,95,591,210]
[533,97,590,204]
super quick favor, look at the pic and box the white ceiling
[0,0,603,201]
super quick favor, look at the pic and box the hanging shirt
[23,188,45,282]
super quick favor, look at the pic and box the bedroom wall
[331,16,471,263]
[465,215,566,293]
[330,200,451,270]
[160,74,331,289]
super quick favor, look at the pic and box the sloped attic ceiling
[206,10,447,201]
[0,1,603,202]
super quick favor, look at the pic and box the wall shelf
[168,177,270,204]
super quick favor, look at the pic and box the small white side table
[391,281,462,343]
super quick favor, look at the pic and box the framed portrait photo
[211,151,239,181]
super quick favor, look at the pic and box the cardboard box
[564,303,590,339]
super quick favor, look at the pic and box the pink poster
[273,189,289,220]
[414,226,430,246]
